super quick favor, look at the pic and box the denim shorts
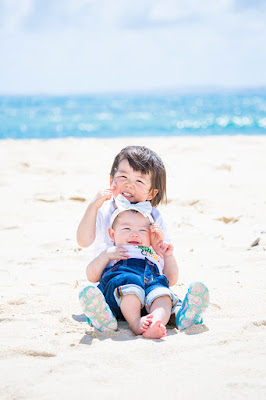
[98,258,178,319]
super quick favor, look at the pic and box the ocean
[0,90,266,139]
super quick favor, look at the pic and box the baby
[85,195,178,339]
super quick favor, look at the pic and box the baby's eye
[137,180,144,184]
[122,228,130,231]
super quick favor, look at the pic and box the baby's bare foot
[130,314,153,335]
[140,314,153,333]
[142,319,166,339]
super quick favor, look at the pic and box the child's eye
[137,180,144,184]
[123,228,130,231]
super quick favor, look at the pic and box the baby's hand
[157,242,174,258]
[93,186,116,209]
[106,245,129,261]
[150,224,164,257]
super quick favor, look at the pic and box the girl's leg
[176,282,209,330]
[79,284,118,332]
[143,295,172,339]
[120,294,153,336]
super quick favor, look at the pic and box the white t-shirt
[94,199,170,271]
[108,244,164,274]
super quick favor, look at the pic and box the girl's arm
[77,201,98,247]
[86,246,129,282]
[77,188,114,247]
[158,243,179,287]
[150,209,170,257]
[163,254,179,287]
[150,223,164,257]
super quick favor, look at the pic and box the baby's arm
[86,246,129,282]
[77,188,114,247]
[158,242,179,287]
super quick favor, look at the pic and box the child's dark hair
[110,146,167,207]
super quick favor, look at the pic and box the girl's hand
[106,246,129,261]
[93,186,116,209]
[150,224,164,257]
[158,242,174,258]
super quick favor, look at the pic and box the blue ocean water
[0,91,266,139]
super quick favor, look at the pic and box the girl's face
[108,211,151,247]
[110,159,158,203]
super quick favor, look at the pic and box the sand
[0,136,265,400]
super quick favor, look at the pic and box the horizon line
[0,85,266,97]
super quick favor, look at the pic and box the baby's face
[110,211,151,247]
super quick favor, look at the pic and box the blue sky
[0,0,266,94]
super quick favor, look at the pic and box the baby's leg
[120,294,153,336]
[142,295,172,339]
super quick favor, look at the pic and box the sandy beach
[0,135,266,400]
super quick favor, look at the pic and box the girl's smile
[110,159,158,203]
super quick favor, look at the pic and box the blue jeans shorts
[98,258,178,319]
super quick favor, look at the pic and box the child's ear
[108,227,115,241]
[147,189,158,201]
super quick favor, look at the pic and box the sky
[0,0,266,94]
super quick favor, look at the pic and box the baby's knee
[114,284,145,308]
[145,286,178,313]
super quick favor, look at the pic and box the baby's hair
[110,146,167,207]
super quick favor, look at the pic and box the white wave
[232,116,253,127]
[258,118,266,128]
[216,116,229,127]
[176,119,212,129]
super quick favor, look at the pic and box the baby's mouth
[128,240,140,245]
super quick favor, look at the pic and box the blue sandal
[79,284,118,332]
[176,282,209,331]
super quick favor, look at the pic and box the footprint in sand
[251,320,266,327]
[8,298,27,305]
[69,196,87,202]
[0,318,14,323]
[216,216,241,224]
[17,349,56,358]
[41,310,61,315]
[243,320,266,332]
[209,302,222,310]
[20,162,30,168]
[1,226,20,230]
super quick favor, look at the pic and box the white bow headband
[110,194,154,226]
